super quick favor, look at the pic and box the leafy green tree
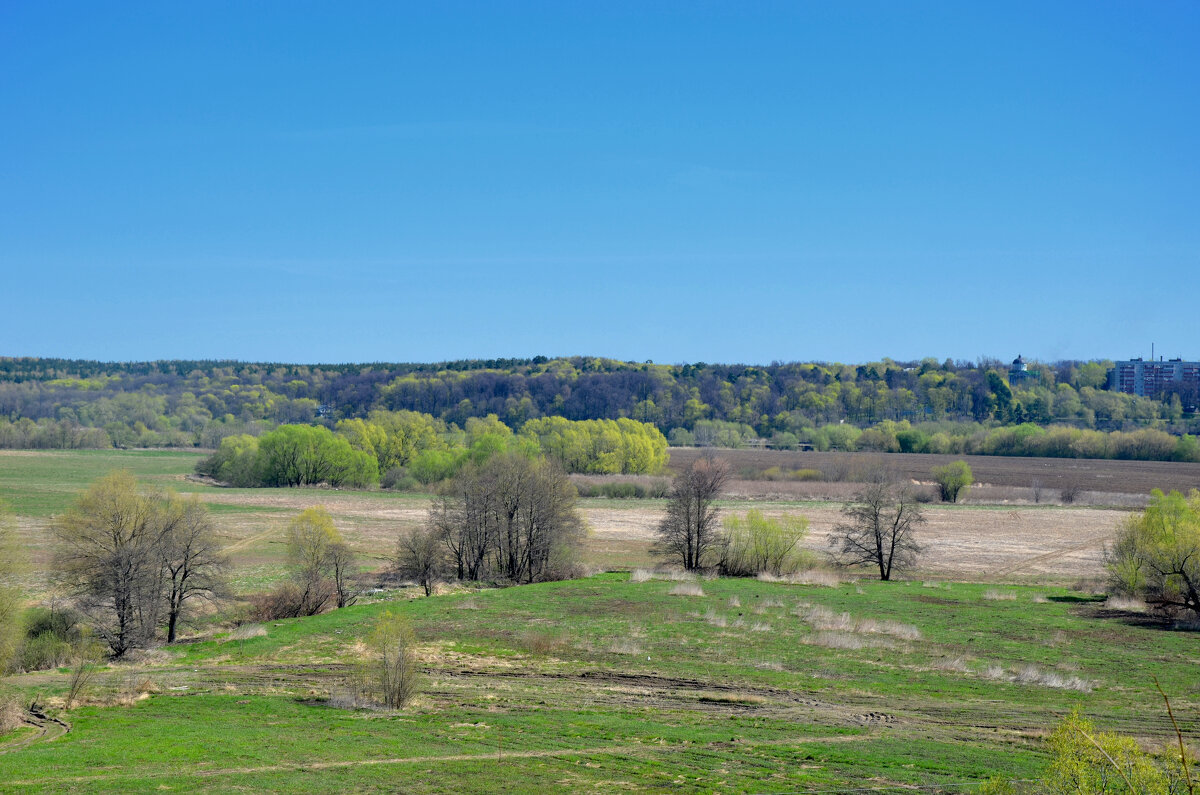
[257,425,378,488]
[196,434,262,486]
[1106,489,1200,617]
[1043,708,1191,793]
[286,506,344,615]
[931,460,973,503]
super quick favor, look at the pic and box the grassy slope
[2,574,1196,792]
[1,449,1197,791]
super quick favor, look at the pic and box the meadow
[0,449,1197,792]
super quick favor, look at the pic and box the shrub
[719,510,812,577]
[931,460,973,503]
[248,582,309,621]
[0,690,23,734]
[362,611,422,709]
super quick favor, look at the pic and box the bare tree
[395,526,444,596]
[831,474,925,581]
[53,472,171,657]
[160,497,228,643]
[432,453,583,583]
[327,541,359,609]
[653,456,730,571]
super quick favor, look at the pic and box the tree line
[197,413,669,488]
[2,356,1197,458]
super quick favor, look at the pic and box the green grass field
[1,450,1196,792]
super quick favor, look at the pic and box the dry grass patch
[520,630,568,655]
[608,638,643,656]
[1012,664,1093,692]
[226,624,268,642]
[933,656,971,673]
[727,595,741,608]
[669,582,705,597]
[1103,595,1147,612]
[757,569,842,587]
[703,609,727,628]
[982,589,1018,601]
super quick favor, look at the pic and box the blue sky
[1,2,1196,365]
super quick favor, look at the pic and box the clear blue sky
[2,2,1196,365]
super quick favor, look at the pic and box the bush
[361,611,422,709]
[247,582,309,621]
[19,606,83,672]
[931,460,972,503]
[719,510,813,577]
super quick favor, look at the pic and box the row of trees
[3,356,1197,456]
[51,472,228,655]
[399,453,584,591]
[199,414,668,489]
[785,419,1200,463]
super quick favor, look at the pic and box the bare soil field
[669,447,1200,496]
[583,501,1122,584]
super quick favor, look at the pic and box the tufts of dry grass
[629,568,654,583]
[727,595,741,608]
[750,622,772,632]
[520,630,568,655]
[227,624,267,642]
[981,664,1007,680]
[0,692,24,734]
[1012,664,1093,692]
[933,656,971,673]
[792,601,920,640]
[703,609,727,628]
[758,570,842,588]
[982,589,1018,601]
[1103,595,1147,612]
[669,582,705,597]
[608,638,643,656]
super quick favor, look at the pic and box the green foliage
[258,425,378,488]
[522,417,668,474]
[932,460,973,503]
[198,425,379,488]
[719,509,813,576]
[196,433,262,486]
[1106,489,1200,616]
[1043,708,1191,793]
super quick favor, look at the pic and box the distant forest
[1,356,1198,462]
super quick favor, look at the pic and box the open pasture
[3,574,1198,792]
[1,450,1130,593]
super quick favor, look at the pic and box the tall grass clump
[669,582,705,597]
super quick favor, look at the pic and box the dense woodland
[1,356,1198,463]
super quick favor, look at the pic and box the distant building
[1108,358,1200,402]
[1009,355,1030,386]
